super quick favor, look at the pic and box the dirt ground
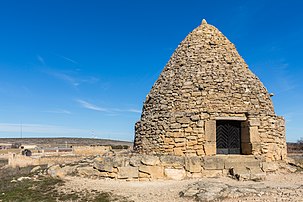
[60,172,303,202]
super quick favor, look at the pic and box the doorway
[216,120,241,154]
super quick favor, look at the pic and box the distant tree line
[287,138,303,153]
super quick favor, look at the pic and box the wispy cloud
[46,70,80,86]
[76,99,107,112]
[76,99,141,114]
[112,108,141,114]
[126,109,141,113]
[43,109,72,114]
[37,55,46,65]
[58,55,79,65]
[44,68,99,87]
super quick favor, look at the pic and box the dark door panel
[216,121,241,154]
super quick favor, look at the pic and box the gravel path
[60,173,303,202]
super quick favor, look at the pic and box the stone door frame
[204,116,254,155]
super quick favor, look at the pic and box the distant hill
[0,138,133,148]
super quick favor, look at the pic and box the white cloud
[76,99,107,112]
[44,109,72,114]
[124,109,141,114]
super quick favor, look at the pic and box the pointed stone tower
[134,20,286,161]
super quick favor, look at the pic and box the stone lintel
[215,116,247,121]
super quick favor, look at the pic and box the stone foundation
[93,153,269,181]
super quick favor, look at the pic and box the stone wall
[134,20,286,161]
[93,153,268,181]
[8,153,84,168]
[72,145,111,156]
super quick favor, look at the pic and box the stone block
[160,155,185,167]
[77,166,100,177]
[129,155,142,167]
[224,156,261,172]
[241,143,252,155]
[164,168,186,180]
[174,148,184,156]
[176,117,191,124]
[175,142,186,147]
[193,128,204,134]
[261,162,279,172]
[141,155,160,166]
[248,118,260,126]
[139,172,150,178]
[185,156,202,173]
[203,143,216,155]
[192,92,202,97]
[249,126,260,143]
[93,158,114,172]
[205,120,216,142]
[203,156,224,170]
[139,165,164,179]
[175,138,185,143]
[117,166,139,179]
[201,170,223,177]
[197,120,204,128]
[184,127,193,132]
[230,166,265,181]
[170,123,181,129]
[196,149,205,156]
[190,115,200,121]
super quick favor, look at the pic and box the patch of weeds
[0,171,131,202]
[0,175,63,202]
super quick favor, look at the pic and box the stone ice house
[134,20,286,161]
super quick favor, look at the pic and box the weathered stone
[262,162,279,172]
[48,165,77,178]
[139,165,164,179]
[203,143,216,155]
[160,155,185,167]
[196,120,204,128]
[185,157,202,173]
[141,155,160,166]
[201,170,223,177]
[229,166,265,181]
[176,117,191,124]
[203,156,224,170]
[129,155,142,167]
[31,166,41,173]
[174,148,184,156]
[77,166,100,177]
[164,168,186,180]
[224,156,261,169]
[93,158,114,172]
[190,115,200,121]
[205,120,216,143]
[117,166,139,179]
[170,123,181,129]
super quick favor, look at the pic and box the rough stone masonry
[134,19,286,162]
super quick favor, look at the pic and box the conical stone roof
[146,19,273,115]
[134,20,285,158]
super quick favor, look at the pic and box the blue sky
[0,0,302,142]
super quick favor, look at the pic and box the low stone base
[92,153,269,181]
